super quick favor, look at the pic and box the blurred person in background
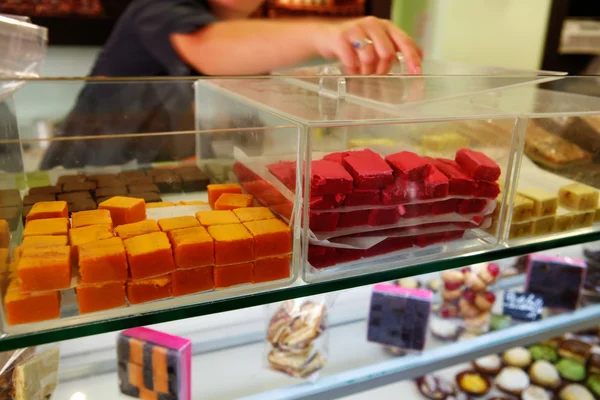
[41,0,421,169]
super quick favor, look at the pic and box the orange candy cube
[98,196,146,226]
[23,218,69,237]
[115,220,160,240]
[214,262,253,289]
[76,281,126,313]
[207,224,254,265]
[26,201,68,222]
[196,210,239,227]
[126,275,172,304]
[18,245,71,292]
[146,202,176,209]
[254,254,291,283]
[79,237,128,284]
[124,232,176,280]
[69,224,114,265]
[168,226,214,269]
[22,235,69,248]
[244,219,292,258]
[5,280,61,325]
[207,183,242,208]
[0,219,9,248]
[233,207,276,223]
[214,193,254,211]
[71,209,113,228]
[158,216,200,232]
[172,265,214,296]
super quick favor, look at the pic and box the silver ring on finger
[352,38,373,50]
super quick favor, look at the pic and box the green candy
[529,344,558,362]
[556,358,586,382]
[587,375,600,397]
[490,314,511,331]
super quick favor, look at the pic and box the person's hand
[314,16,422,75]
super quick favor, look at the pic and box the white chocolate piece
[512,194,534,223]
[554,214,573,232]
[519,188,558,217]
[558,183,599,211]
[532,216,555,236]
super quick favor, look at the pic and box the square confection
[254,254,291,283]
[559,183,599,211]
[128,184,159,194]
[181,171,210,192]
[95,187,128,198]
[69,198,97,214]
[455,149,501,181]
[69,224,114,263]
[158,216,200,233]
[119,170,146,179]
[57,191,91,202]
[214,262,253,288]
[309,211,340,232]
[207,224,253,265]
[367,284,432,351]
[424,166,449,199]
[72,209,113,228]
[369,208,401,226]
[0,189,21,208]
[26,201,68,222]
[429,158,476,196]
[473,180,501,199]
[115,220,160,240]
[63,181,97,193]
[23,193,56,206]
[385,151,432,181]
[511,194,534,223]
[233,207,275,223]
[79,237,128,284]
[525,254,587,311]
[126,275,172,304]
[172,265,214,296]
[98,196,146,227]
[343,190,380,207]
[125,176,153,186]
[77,281,126,314]
[129,192,161,204]
[519,188,557,217]
[21,235,69,251]
[532,216,555,236]
[267,161,296,191]
[554,214,573,232]
[124,232,176,280]
[337,210,370,228]
[12,348,60,400]
[168,227,214,269]
[117,327,191,400]
[310,160,353,196]
[340,149,394,189]
[4,280,61,325]
[0,219,9,248]
[244,219,292,258]
[207,184,242,208]
[57,174,86,185]
[18,245,71,292]
[214,193,254,211]
[196,210,240,227]
[23,218,69,237]
[154,174,183,193]
[28,185,61,195]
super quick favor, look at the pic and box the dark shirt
[40,0,218,169]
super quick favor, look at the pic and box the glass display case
[3,73,600,399]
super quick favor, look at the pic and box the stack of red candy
[236,148,501,270]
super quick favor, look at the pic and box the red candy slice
[381,178,411,205]
[402,203,430,218]
[473,180,501,199]
[429,158,476,196]
[309,211,340,232]
[369,207,401,226]
[364,237,414,257]
[341,149,394,189]
[455,149,501,181]
[267,161,297,191]
[337,210,370,228]
[310,194,345,210]
[343,190,381,206]
[308,245,337,268]
[457,199,488,214]
[310,160,353,196]
[430,199,462,215]
[425,166,449,198]
[385,151,433,181]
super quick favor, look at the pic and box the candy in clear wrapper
[0,346,60,400]
[265,296,330,381]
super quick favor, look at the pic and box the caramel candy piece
[254,254,291,283]
[98,196,146,227]
[214,262,253,289]
[511,194,534,223]
[126,275,172,304]
[172,265,214,296]
[124,232,175,280]
[69,224,114,265]
[509,221,534,239]
[519,188,558,217]
[532,216,555,236]
[196,210,240,226]
[208,224,254,266]
[18,245,71,291]
[23,218,69,237]
[77,281,126,313]
[571,211,595,229]
[243,219,292,258]
[207,183,242,208]
[79,237,128,284]
[168,226,214,269]
[115,220,160,240]
[158,216,200,232]
[233,207,276,223]
[26,201,68,222]
[71,209,113,228]
[559,183,599,211]
[5,280,60,325]
[214,193,254,211]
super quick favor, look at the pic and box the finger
[386,26,422,74]
[346,26,378,75]
[362,21,397,75]
[332,32,360,74]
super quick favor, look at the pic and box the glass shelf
[51,253,600,400]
